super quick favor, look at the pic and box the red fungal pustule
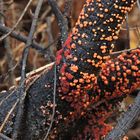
[56,0,136,76]
[94,48,140,100]
[60,63,67,74]
[75,100,117,140]
[64,48,140,139]
[52,0,137,139]
[70,65,79,73]
[56,49,63,65]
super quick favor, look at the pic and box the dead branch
[0,0,139,140]
[0,0,15,86]
[0,0,33,41]
[0,24,46,53]
[0,133,12,140]
[105,92,140,140]
[12,0,44,139]
[48,0,68,44]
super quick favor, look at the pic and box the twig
[137,0,140,10]
[0,99,19,133]
[0,62,19,85]
[3,39,15,86]
[64,0,72,18]
[104,92,140,140]
[0,133,12,140]
[63,0,72,31]
[136,26,140,45]
[121,25,140,31]
[48,0,68,44]
[0,24,58,55]
[0,89,16,107]
[0,0,15,86]
[43,64,57,140]
[111,48,138,56]
[0,0,13,5]
[15,62,54,83]
[46,16,55,61]
[40,0,64,21]
[12,0,44,139]
[125,13,130,49]
[0,24,45,53]
[0,0,33,41]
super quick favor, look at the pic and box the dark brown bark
[0,0,139,140]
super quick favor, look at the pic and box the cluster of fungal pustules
[95,49,140,99]
[47,0,138,139]
[57,0,136,108]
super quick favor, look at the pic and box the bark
[0,0,139,140]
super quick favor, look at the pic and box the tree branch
[12,0,44,139]
[0,0,138,139]
[0,24,46,53]
[0,0,15,86]
[48,0,68,44]
[105,92,140,140]
[0,0,33,41]
[0,133,12,140]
